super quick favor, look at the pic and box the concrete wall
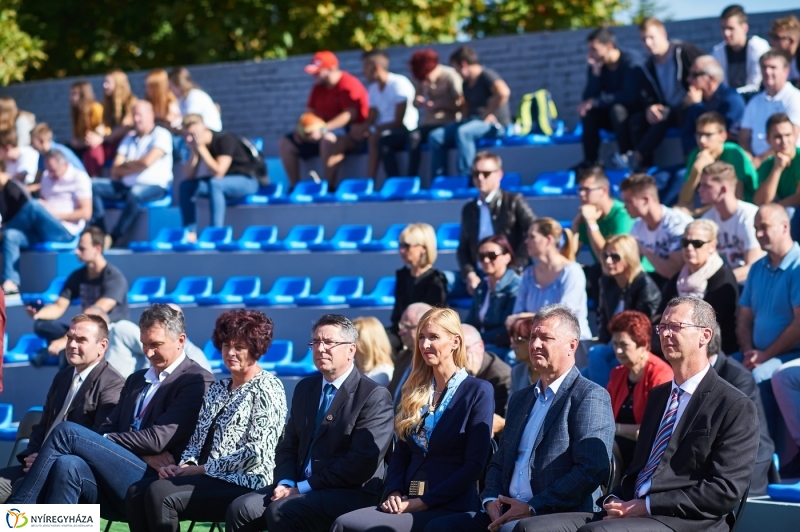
[1,10,797,157]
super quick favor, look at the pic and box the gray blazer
[481,366,615,514]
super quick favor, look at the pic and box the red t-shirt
[307,71,369,124]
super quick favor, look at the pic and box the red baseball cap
[304,51,339,74]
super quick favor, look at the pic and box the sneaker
[308,170,321,184]
[611,151,634,171]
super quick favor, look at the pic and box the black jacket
[597,271,662,344]
[640,40,704,107]
[389,267,448,332]
[610,368,758,532]
[582,48,644,110]
[474,351,512,417]
[458,189,537,281]
[19,359,125,462]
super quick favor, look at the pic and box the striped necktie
[635,387,682,498]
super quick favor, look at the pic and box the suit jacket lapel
[66,361,103,416]
[300,375,324,456]
[51,372,73,420]
[507,386,538,475]
[532,367,579,453]
[140,358,191,428]
[313,369,359,444]
[623,383,670,483]
[661,369,716,463]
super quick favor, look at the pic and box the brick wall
[2,9,797,156]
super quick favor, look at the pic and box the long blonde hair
[102,69,136,129]
[353,317,393,373]
[145,69,177,121]
[395,308,466,440]
[0,97,19,132]
[532,217,577,262]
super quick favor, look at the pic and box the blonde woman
[354,316,395,386]
[332,308,494,532]
[102,69,137,143]
[504,218,592,339]
[0,97,35,147]
[389,223,448,351]
[145,69,182,129]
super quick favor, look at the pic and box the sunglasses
[687,70,709,79]
[681,238,709,249]
[478,251,505,262]
[603,252,621,262]
[472,169,498,179]
[399,242,419,250]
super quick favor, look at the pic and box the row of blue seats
[22,275,397,307]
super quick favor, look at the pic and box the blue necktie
[635,387,682,497]
[304,384,336,471]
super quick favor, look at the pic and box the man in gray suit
[431,305,615,532]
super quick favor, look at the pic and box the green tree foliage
[0,4,46,85]
[17,0,627,80]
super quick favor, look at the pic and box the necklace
[428,369,458,414]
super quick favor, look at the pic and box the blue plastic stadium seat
[295,276,364,306]
[21,276,67,305]
[29,231,82,252]
[0,404,15,442]
[348,277,396,307]
[315,178,374,203]
[173,226,233,251]
[130,228,188,252]
[360,177,420,201]
[230,183,285,205]
[259,340,295,372]
[501,134,552,147]
[274,348,318,377]
[195,276,261,305]
[359,224,407,251]
[5,334,47,364]
[437,223,461,250]
[551,122,583,144]
[309,224,373,251]
[767,481,800,503]
[262,225,325,251]
[244,276,312,306]
[105,188,173,210]
[605,169,630,196]
[217,226,279,251]
[151,276,214,304]
[202,340,224,371]
[128,276,167,304]
[501,172,522,191]
[271,181,328,204]
[528,170,577,196]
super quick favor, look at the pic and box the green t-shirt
[685,142,759,202]
[757,148,800,201]
[578,199,635,263]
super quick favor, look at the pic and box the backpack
[238,136,269,186]
[514,89,558,136]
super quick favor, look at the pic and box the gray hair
[695,55,725,83]
[312,314,359,343]
[707,322,722,357]
[402,302,434,326]
[43,150,67,165]
[533,304,581,341]
[664,296,718,332]
[139,303,186,339]
[461,323,483,346]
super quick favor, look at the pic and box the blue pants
[3,201,75,285]
[91,178,167,239]
[584,344,620,388]
[8,421,151,513]
[179,175,259,231]
[428,119,501,177]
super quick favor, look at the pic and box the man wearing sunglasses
[458,152,536,296]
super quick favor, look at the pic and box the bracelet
[588,223,600,232]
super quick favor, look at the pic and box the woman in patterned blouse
[127,309,287,532]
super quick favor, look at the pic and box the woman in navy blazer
[331,307,494,532]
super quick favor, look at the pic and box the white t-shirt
[741,82,800,156]
[180,89,222,132]
[702,201,760,269]
[116,126,174,188]
[40,164,92,235]
[631,205,693,260]
[5,145,40,185]
[367,72,419,131]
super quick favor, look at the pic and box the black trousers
[629,103,690,167]
[378,128,412,178]
[406,125,439,178]
[226,486,379,532]
[582,105,633,163]
[126,474,253,532]
[513,512,674,532]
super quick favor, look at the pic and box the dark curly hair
[409,49,439,81]
[607,310,652,351]
[212,309,274,361]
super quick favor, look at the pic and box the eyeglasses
[654,322,707,335]
[308,340,353,349]
[688,70,709,79]
[578,186,603,194]
[681,238,709,249]
[695,130,721,139]
[603,252,622,262]
[478,251,505,262]
[471,169,499,179]
[398,322,416,331]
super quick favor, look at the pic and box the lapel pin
[326,414,333,421]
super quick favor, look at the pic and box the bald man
[463,324,511,434]
[387,302,433,403]
[91,100,174,247]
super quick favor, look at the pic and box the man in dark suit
[0,313,124,502]
[432,304,615,532]
[463,324,512,435]
[513,297,760,532]
[707,323,777,496]
[8,304,214,519]
[226,314,394,532]
[458,151,536,295]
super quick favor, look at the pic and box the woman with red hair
[605,310,673,470]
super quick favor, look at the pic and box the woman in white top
[0,97,35,147]
[353,316,394,387]
[169,67,222,132]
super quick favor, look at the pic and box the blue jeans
[8,422,150,512]
[584,344,620,388]
[91,178,167,239]
[3,201,75,285]
[428,119,501,177]
[179,175,259,231]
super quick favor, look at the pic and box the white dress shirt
[477,189,499,243]
[132,353,186,428]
